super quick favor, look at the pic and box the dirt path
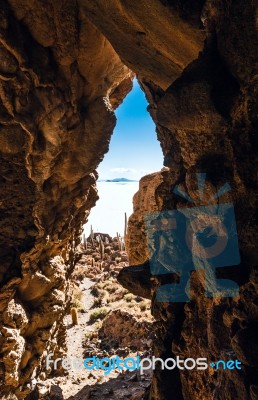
[47,277,151,400]
[58,278,96,399]
[66,278,95,363]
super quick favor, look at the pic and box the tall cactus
[99,237,105,260]
[90,225,94,239]
[117,234,124,252]
[71,307,79,325]
[124,212,127,250]
[83,233,87,250]
[90,225,94,247]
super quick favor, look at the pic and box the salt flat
[83,181,139,237]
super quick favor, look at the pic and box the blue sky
[97,79,164,180]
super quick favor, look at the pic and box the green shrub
[72,299,85,311]
[93,297,102,307]
[89,307,108,321]
[139,302,147,311]
[124,293,134,302]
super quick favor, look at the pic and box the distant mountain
[104,178,138,182]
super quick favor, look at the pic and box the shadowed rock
[117,262,152,299]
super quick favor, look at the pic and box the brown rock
[117,262,152,300]
[231,327,258,366]
[82,0,205,89]
[99,309,153,351]
[0,1,257,399]
[126,171,165,265]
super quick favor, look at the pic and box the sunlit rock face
[82,0,205,90]
[0,0,257,399]
[0,1,132,398]
[126,171,165,265]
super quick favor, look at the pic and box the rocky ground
[35,234,154,400]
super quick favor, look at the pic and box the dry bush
[89,307,108,321]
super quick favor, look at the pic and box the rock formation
[0,1,132,398]
[126,171,165,265]
[0,0,257,399]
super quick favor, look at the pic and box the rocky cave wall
[0,1,258,399]
[0,1,133,398]
[120,1,258,399]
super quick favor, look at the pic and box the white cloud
[109,168,137,174]
[139,169,153,174]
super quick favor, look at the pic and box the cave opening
[59,77,164,398]
[2,1,255,398]
[84,78,164,237]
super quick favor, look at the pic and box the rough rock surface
[82,0,205,89]
[117,262,152,300]
[0,1,132,398]
[98,309,153,352]
[0,1,258,400]
[124,1,258,399]
[126,171,165,265]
